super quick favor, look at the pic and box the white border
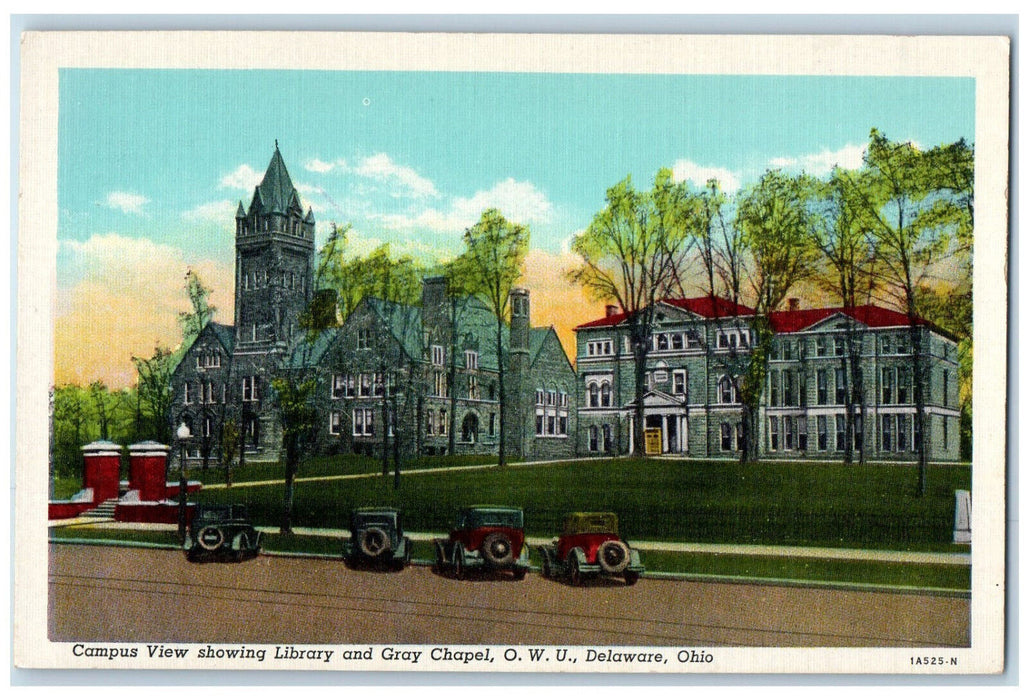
[14,31,1010,673]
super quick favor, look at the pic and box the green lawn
[198,458,970,551]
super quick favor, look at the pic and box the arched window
[600,381,612,407]
[587,382,600,408]
[718,376,737,404]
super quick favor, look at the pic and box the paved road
[49,544,970,647]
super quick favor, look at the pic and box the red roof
[575,298,946,337]
[574,296,755,330]
[768,305,931,334]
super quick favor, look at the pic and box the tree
[450,209,530,466]
[733,170,820,462]
[843,129,972,494]
[810,167,881,463]
[568,170,697,456]
[270,375,318,534]
[220,418,239,487]
[177,269,216,359]
[133,345,175,445]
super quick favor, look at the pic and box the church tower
[230,142,316,458]
[233,141,316,350]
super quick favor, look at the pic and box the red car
[539,512,643,586]
[433,506,529,580]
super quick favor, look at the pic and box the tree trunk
[911,322,929,496]
[632,333,648,457]
[281,436,298,534]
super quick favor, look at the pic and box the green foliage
[177,268,216,358]
[131,345,175,445]
[449,208,530,321]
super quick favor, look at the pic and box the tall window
[353,408,374,436]
[769,416,780,451]
[797,417,808,451]
[329,412,342,435]
[672,370,687,396]
[426,409,435,436]
[242,376,259,402]
[183,382,192,405]
[465,351,478,370]
[438,409,448,436]
[434,371,448,398]
[600,381,612,407]
[897,366,911,404]
[718,376,737,404]
[816,370,828,405]
[431,345,444,366]
[587,382,599,408]
[815,336,827,357]
[834,367,847,405]
[467,375,478,400]
[817,415,828,451]
[589,426,599,452]
[881,414,894,452]
[835,414,846,451]
[783,370,796,406]
[769,369,780,407]
[881,367,894,405]
[942,370,950,406]
[357,329,371,350]
[897,414,910,451]
[784,416,795,450]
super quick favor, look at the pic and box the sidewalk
[61,520,969,566]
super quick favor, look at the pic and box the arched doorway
[461,413,479,443]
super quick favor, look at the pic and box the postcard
[15,30,1009,674]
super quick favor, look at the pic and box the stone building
[574,297,961,461]
[170,145,577,466]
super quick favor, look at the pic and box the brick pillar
[128,441,171,501]
[81,440,122,504]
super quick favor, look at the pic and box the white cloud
[352,153,438,198]
[769,143,867,176]
[304,157,347,173]
[182,199,236,222]
[671,160,741,194]
[451,178,553,225]
[373,178,554,235]
[219,164,263,190]
[104,191,149,215]
[60,233,183,287]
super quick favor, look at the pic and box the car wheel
[453,545,465,580]
[432,542,445,574]
[598,540,631,574]
[481,532,515,567]
[359,527,391,558]
[512,567,527,581]
[567,554,582,586]
[236,534,249,562]
[623,571,640,586]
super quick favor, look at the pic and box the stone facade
[170,146,578,466]
[575,298,961,462]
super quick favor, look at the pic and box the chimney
[606,304,619,318]
[787,298,801,312]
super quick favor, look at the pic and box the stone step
[80,498,119,519]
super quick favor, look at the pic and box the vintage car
[184,504,262,562]
[342,507,412,570]
[538,512,643,586]
[433,505,529,580]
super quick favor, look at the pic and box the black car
[185,504,262,562]
[342,507,412,570]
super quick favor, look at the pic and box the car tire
[623,571,640,586]
[512,567,527,581]
[359,527,391,558]
[567,553,582,586]
[236,534,249,562]
[453,545,466,580]
[432,541,445,574]
[197,526,225,552]
[481,532,515,567]
[598,540,631,574]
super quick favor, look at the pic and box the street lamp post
[177,422,191,541]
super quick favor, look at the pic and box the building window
[769,369,780,407]
[797,417,808,450]
[357,329,371,350]
[431,345,444,366]
[943,416,949,450]
[558,412,568,436]
[783,369,796,406]
[881,414,894,452]
[835,414,846,451]
[815,336,827,357]
[353,408,374,437]
[817,415,828,451]
[686,330,701,349]
[433,371,447,398]
[896,334,910,355]
[942,370,950,407]
[536,411,545,436]
[587,339,614,357]
[718,376,738,404]
[769,416,780,451]
[835,368,847,405]
[671,334,684,351]
[489,413,496,436]
[438,409,448,436]
[816,370,828,405]
[897,366,911,404]
[589,426,599,452]
[656,333,669,351]
[881,367,894,405]
[329,412,342,435]
[183,382,192,405]
[426,409,435,436]
[587,382,599,408]
[672,370,687,396]
[834,336,845,356]
[467,375,478,400]
[461,413,479,443]
[600,381,612,408]
[331,374,353,399]
[242,376,259,402]
[720,422,734,451]
[782,340,795,361]
[784,416,795,450]
[465,350,478,370]
[898,414,910,452]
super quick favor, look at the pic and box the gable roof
[575,296,756,330]
[249,143,303,216]
[768,305,947,337]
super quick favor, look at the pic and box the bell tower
[233,141,316,350]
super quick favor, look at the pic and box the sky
[54,69,975,387]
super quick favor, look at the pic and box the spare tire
[598,540,631,573]
[358,527,391,558]
[197,525,225,551]
[480,532,515,567]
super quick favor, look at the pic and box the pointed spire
[304,207,315,224]
[236,201,246,219]
[247,143,301,216]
